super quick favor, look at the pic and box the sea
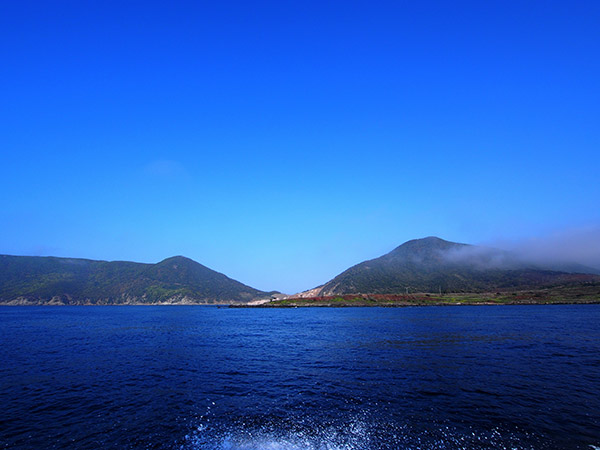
[0,305,599,450]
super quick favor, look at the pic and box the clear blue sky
[1,0,599,293]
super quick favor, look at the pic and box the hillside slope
[0,254,267,304]
[309,237,600,295]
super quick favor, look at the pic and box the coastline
[230,299,600,308]
[2,284,599,307]
[231,285,600,308]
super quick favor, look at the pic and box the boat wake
[177,413,551,450]
[179,418,370,450]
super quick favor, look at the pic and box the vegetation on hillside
[0,255,267,305]
[313,237,600,296]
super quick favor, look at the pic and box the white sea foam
[177,417,545,450]
[179,417,371,450]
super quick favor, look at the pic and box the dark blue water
[1,306,599,450]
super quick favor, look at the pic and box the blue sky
[1,0,599,293]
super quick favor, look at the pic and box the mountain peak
[155,255,213,272]
[151,255,213,277]
[399,236,462,247]
[159,255,195,264]
[413,236,446,242]
[387,236,468,259]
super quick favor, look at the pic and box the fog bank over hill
[306,236,600,297]
[479,226,600,273]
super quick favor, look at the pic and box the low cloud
[442,244,522,270]
[497,226,600,272]
[439,226,600,273]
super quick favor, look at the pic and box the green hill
[0,254,268,305]
[310,237,600,295]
